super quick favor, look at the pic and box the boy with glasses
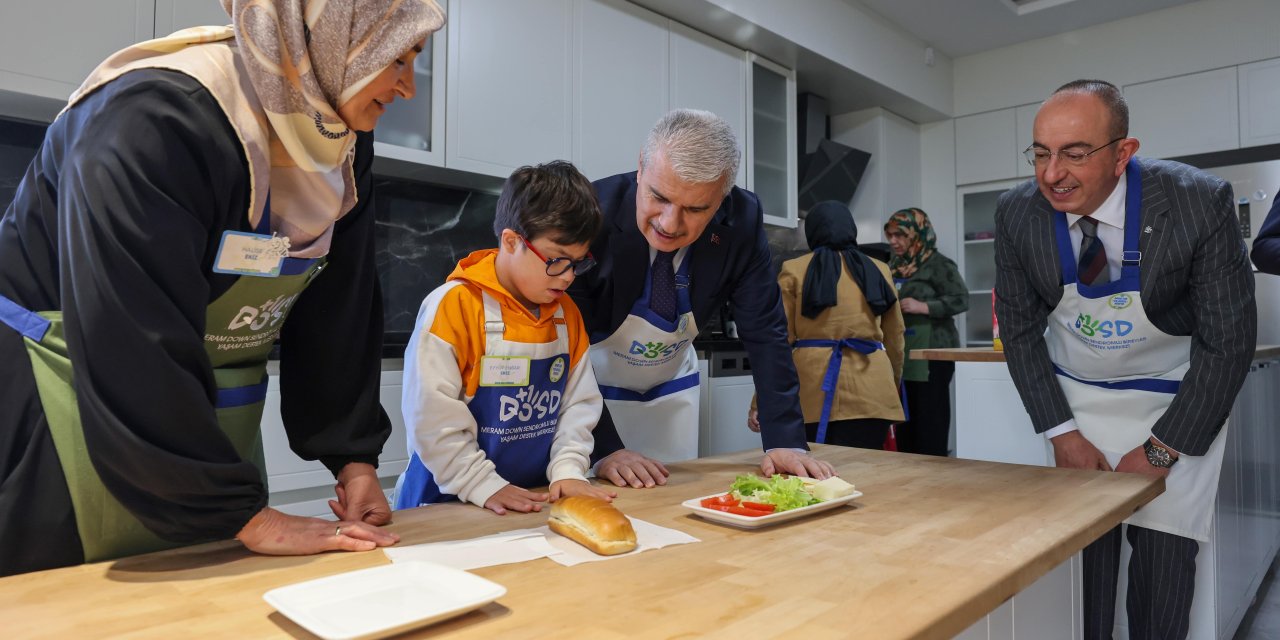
[394,161,617,514]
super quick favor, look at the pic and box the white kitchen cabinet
[374,27,448,168]
[153,0,229,35]
[669,21,747,188]
[955,108,1019,185]
[702,374,759,457]
[1124,67,1239,159]
[445,0,574,178]
[1014,102,1041,179]
[1239,57,1280,148]
[572,0,668,181]
[261,366,409,518]
[833,107,920,236]
[747,53,797,228]
[0,0,154,113]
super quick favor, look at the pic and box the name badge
[212,231,290,277]
[480,356,531,387]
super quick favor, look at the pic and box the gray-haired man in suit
[995,80,1255,639]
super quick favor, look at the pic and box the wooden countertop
[912,345,1280,362]
[1,446,1161,640]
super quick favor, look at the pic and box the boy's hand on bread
[596,449,670,488]
[484,484,551,515]
[550,479,617,502]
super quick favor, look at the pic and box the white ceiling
[850,0,1200,58]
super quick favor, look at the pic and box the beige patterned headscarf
[223,0,446,173]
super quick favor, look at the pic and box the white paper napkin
[383,518,699,569]
[539,517,701,566]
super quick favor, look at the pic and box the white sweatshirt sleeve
[545,353,603,484]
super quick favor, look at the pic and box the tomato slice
[725,505,772,517]
[700,494,739,508]
[740,501,776,513]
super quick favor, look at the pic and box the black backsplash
[0,118,46,210]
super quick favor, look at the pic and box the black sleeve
[60,71,267,543]
[730,194,808,451]
[589,404,625,464]
[278,132,392,474]
[1252,194,1280,275]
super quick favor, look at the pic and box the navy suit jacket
[570,171,807,460]
[1251,193,1280,275]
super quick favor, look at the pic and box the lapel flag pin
[711,233,721,245]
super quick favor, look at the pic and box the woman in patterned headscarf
[883,208,969,457]
[0,1,444,576]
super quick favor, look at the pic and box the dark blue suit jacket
[1251,193,1280,275]
[570,171,807,461]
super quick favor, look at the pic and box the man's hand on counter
[329,462,392,526]
[1050,430,1112,471]
[236,507,400,556]
[761,449,836,480]
[596,449,670,488]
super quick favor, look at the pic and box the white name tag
[212,231,288,277]
[480,356,531,387]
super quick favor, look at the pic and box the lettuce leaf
[728,473,821,512]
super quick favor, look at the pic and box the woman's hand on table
[483,484,550,515]
[549,479,617,502]
[236,507,399,555]
[596,449,670,488]
[329,462,392,526]
[761,449,835,480]
[900,297,929,315]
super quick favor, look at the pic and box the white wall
[953,0,1280,116]
[919,118,960,260]
[830,107,922,244]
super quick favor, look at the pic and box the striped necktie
[1077,216,1110,286]
[651,250,676,321]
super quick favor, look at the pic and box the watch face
[1145,442,1174,468]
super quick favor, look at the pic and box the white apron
[589,252,700,462]
[1045,160,1226,541]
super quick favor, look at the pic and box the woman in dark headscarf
[883,208,968,456]
[0,0,445,576]
[751,201,904,449]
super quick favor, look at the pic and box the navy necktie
[651,250,676,322]
[1077,217,1110,286]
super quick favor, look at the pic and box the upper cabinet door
[0,0,154,108]
[1125,68,1239,159]
[574,0,669,182]
[446,0,574,178]
[1239,57,1280,149]
[154,0,230,36]
[669,22,747,188]
[954,107,1018,185]
[1014,102,1041,179]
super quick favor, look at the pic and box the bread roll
[547,496,637,556]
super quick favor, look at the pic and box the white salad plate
[680,490,863,529]
[263,561,506,640]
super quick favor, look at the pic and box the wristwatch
[1143,439,1177,468]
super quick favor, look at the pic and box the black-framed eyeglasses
[1023,137,1125,167]
[521,236,597,276]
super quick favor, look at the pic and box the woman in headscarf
[0,0,445,576]
[883,207,968,457]
[750,201,904,448]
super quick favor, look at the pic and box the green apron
[2,228,325,562]
[894,277,933,383]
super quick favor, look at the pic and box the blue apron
[793,338,885,443]
[395,292,570,507]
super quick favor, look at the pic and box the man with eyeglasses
[994,79,1255,638]
[569,109,836,488]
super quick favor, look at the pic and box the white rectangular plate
[680,491,863,529]
[263,561,506,640]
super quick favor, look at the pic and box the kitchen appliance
[1202,159,1280,346]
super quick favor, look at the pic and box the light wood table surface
[2,445,1161,639]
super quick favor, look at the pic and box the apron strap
[794,338,884,444]
[1052,364,1181,394]
[481,291,506,346]
[0,293,51,342]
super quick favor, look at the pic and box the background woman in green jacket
[884,208,968,456]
